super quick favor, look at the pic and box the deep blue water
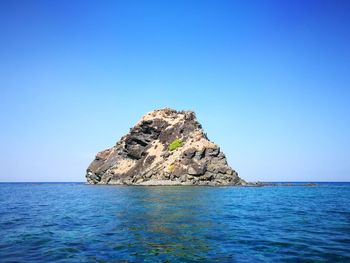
[0,183,350,262]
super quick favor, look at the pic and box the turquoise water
[0,183,350,262]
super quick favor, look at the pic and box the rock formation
[86,108,245,186]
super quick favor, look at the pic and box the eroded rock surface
[86,108,245,186]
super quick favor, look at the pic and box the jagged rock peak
[86,108,245,186]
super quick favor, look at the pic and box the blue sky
[1,0,349,182]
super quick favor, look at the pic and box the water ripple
[0,183,349,262]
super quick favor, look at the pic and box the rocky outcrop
[86,108,245,186]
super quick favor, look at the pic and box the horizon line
[0,181,349,183]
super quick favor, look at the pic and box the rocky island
[86,108,246,186]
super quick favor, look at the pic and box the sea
[0,182,349,262]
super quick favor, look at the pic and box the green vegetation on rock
[168,138,183,151]
[169,163,176,173]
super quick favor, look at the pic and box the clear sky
[1,0,349,182]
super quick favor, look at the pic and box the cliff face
[86,108,245,186]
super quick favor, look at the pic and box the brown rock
[86,108,245,186]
